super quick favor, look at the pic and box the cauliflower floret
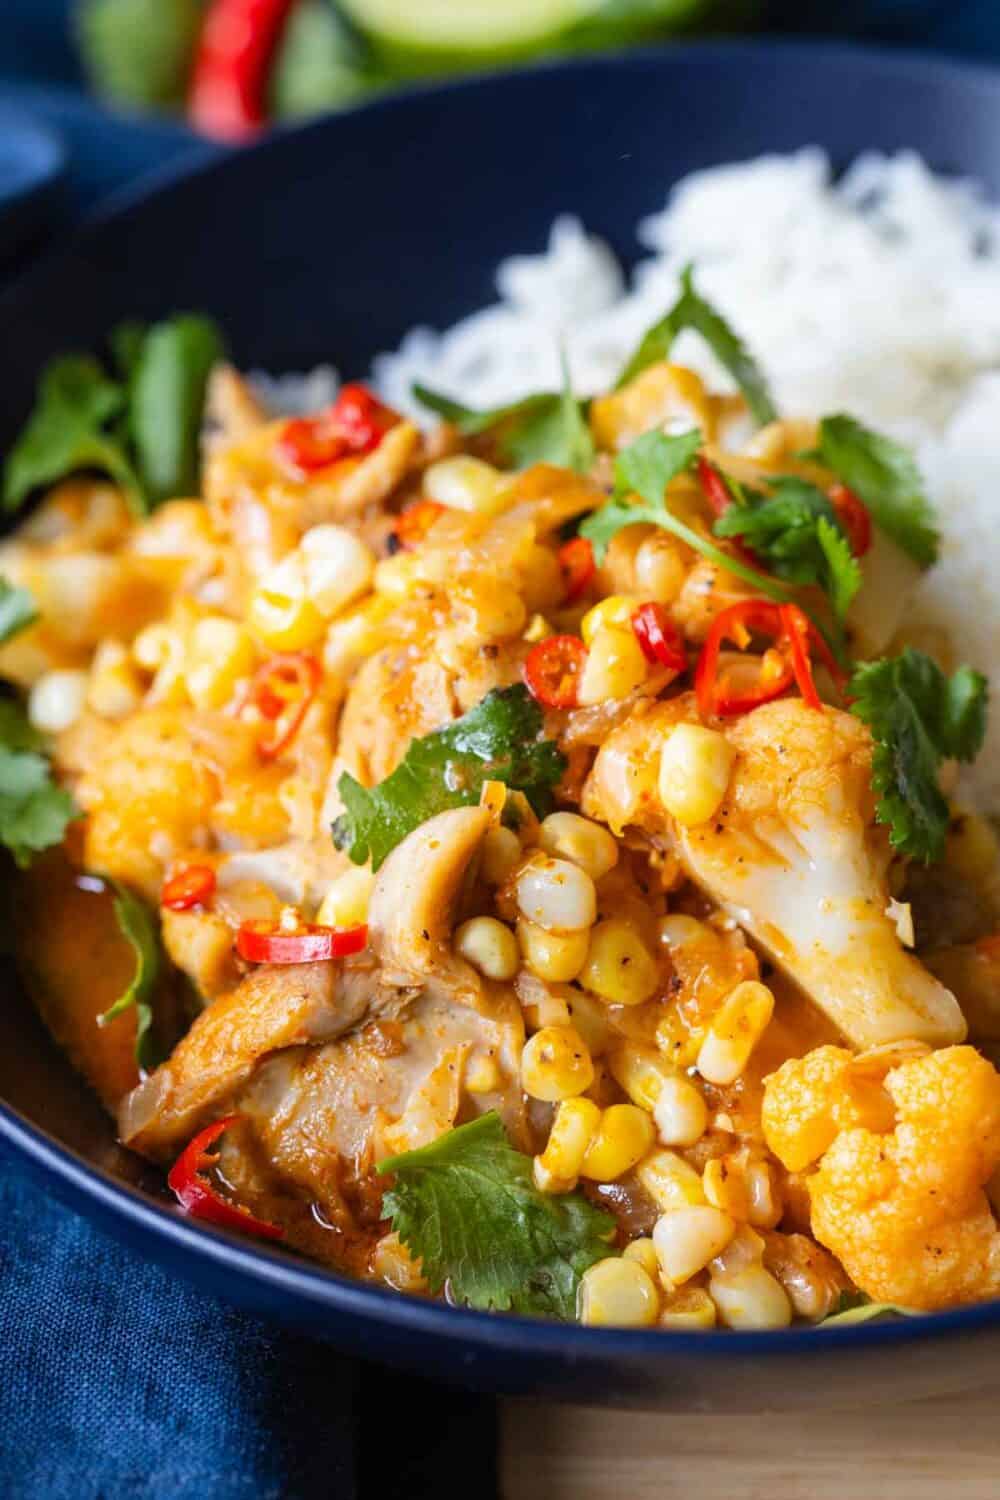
[764,1045,1000,1310]
[583,696,965,1049]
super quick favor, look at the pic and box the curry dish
[3,285,999,1330]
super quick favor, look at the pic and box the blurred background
[2,0,999,147]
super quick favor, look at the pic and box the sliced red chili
[276,416,350,474]
[779,603,822,712]
[631,602,687,672]
[249,652,321,760]
[329,384,397,456]
[695,600,793,718]
[558,536,596,603]
[188,0,296,143]
[236,919,368,964]
[697,454,735,518]
[161,865,216,912]
[393,499,445,550]
[829,483,872,558]
[523,635,588,710]
[168,1117,284,1239]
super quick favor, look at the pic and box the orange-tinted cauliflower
[764,1044,1000,1309]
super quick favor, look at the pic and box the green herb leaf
[128,314,223,505]
[615,265,777,426]
[580,428,795,612]
[713,476,862,621]
[850,649,988,863]
[821,1292,916,1326]
[378,1112,615,1319]
[97,879,163,1072]
[3,356,142,514]
[0,579,38,644]
[0,699,77,868]
[412,380,593,473]
[269,0,376,119]
[76,0,204,110]
[332,685,565,870]
[559,351,595,476]
[815,415,939,567]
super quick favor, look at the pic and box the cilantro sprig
[4,314,223,517]
[614,265,778,426]
[332,685,565,871]
[378,1112,615,1319]
[97,879,163,1072]
[813,414,939,567]
[850,649,988,863]
[0,700,78,868]
[0,578,38,644]
[713,476,862,622]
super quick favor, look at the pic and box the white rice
[276,149,1000,805]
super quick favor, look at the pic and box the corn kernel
[581,595,637,646]
[372,551,422,600]
[187,617,256,710]
[607,1043,673,1112]
[87,640,143,719]
[465,1054,502,1095]
[636,1148,706,1212]
[323,596,394,681]
[480,825,522,885]
[635,534,687,605]
[654,1075,709,1148]
[300,524,375,618]
[539,811,618,882]
[576,624,648,706]
[696,980,775,1086]
[653,1206,736,1286]
[658,723,736,827]
[516,856,597,933]
[657,913,711,952]
[578,1257,660,1327]
[521,1024,594,1102]
[566,989,612,1058]
[455,916,520,981]
[534,1096,601,1192]
[709,1264,792,1330]
[424,455,508,515]
[659,1286,717,1330]
[28,669,88,734]
[133,622,176,671]
[581,919,658,1006]
[316,865,375,928]
[580,1104,655,1181]
[133,623,187,704]
[703,1157,751,1220]
[250,562,326,651]
[523,612,554,643]
[619,1239,658,1285]
[517,918,589,983]
[745,1159,783,1230]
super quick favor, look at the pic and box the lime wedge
[337,0,604,59]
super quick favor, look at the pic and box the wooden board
[500,1390,1000,1499]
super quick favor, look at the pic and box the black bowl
[4,41,1000,1408]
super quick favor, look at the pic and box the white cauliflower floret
[764,1044,1000,1310]
[582,696,965,1049]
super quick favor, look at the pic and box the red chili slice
[829,483,872,558]
[249,652,321,760]
[236,919,368,964]
[696,454,735,518]
[329,384,397,456]
[393,499,446,550]
[695,600,793,718]
[276,416,350,474]
[631,602,687,672]
[161,865,217,912]
[188,0,297,143]
[168,1117,284,1239]
[523,634,588,710]
[779,603,823,712]
[558,536,596,603]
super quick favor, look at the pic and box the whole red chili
[249,652,321,760]
[631,602,687,672]
[188,0,297,143]
[523,635,588,710]
[557,536,596,603]
[236,919,368,964]
[168,1117,284,1239]
[161,865,217,912]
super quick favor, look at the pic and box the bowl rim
[4,35,1000,1358]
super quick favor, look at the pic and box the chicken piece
[118,957,393,1159]
[765,1045,1000,1310]
[582,696,965,1048]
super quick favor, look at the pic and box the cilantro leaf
[0,578,38,644]
[97,879,163,1072]
[580,428,795,610]
[713,476,861,621]
[412,380,593,474]
[850,649,988,862]
[815,414,939,567]
[821,1292,915,1326]
[332,685,566,870]
[0,698,77,868]
[615,265,777,426]
[378,1112,615,1319]
[3,356,142,514]
[128,314,224,505]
